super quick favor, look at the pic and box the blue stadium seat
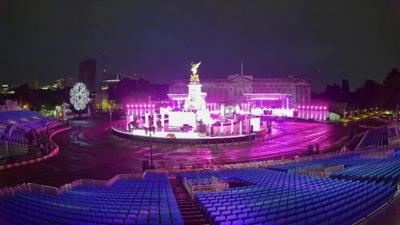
[180,168,396,225]
[0,173,183,225]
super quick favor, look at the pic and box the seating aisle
[170,177,209,225]
[180,169,396,225]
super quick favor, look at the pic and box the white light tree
[70,82,90,111]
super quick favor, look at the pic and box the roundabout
[0,116,348,188]
[111,126,256,144]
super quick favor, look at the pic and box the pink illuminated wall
[296,105,328,121]
[126,104,156,115]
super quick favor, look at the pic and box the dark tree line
[0,84,70,111]
[314,68,400,109]
[107,78,168,104]
[0,78,168,111]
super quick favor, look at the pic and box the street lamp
[248,113,252,142]
[146,125,155,169]
[108,106,112,128]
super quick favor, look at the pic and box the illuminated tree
[70,82,90,110]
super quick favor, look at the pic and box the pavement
[0,116,348,188]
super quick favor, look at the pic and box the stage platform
[111,127,256,144]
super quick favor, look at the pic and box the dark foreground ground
[0,116,348,188]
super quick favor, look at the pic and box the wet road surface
[0,117,347,188]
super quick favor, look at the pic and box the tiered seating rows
[267,155,378,173]
[387,126,397,138]
[359,127,388,148]
[0,110,56,132]
[332,157,400,184]
[0,174,183,225]
[180,169,394,225]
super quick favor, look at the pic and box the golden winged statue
[190,61,201,82]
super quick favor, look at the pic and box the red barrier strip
[0,126,71,170]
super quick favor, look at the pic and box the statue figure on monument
[190,61,201,82]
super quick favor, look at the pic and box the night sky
[1,0,399,91]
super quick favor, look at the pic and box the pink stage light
[152,104,155,108]
[252,97,279,100]
[323,106,327,110]
[135,104,138,108]
[126,104,129,108]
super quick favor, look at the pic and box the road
[0,116,348,188]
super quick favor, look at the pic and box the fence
[183,176,229,199]
[295,164,344,178]
[0,173,144,198]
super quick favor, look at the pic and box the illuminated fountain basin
[111,127,255,144]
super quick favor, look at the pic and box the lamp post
[248,113,252,142]
[147,125,155,169]
[108,106,112,128]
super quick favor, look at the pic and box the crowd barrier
[0,173,144,198]
[0,126,71,170]
[295,164,344,178]
[159,146,398,176]
[183,176,229,199]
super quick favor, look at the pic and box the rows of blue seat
[387,126,397,138]
[0,110,52,132]
[0,127,28,146]
[180,169,394,225]
[394,148,400,157]
[0,110,46,124]
[332,157,400,184]
[0,111,63,149]
[0,173,183,225]
[267,154,378,173]
[358,126,388,148]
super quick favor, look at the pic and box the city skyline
[1,0,400,91]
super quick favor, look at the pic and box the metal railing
[0,173,144,198]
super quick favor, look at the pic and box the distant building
[94,73,153,112]
[0,84,15,95]
[79,59,97,92]
[169,74,311,107]
[32,80,40,90]
[95,74,122,112]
